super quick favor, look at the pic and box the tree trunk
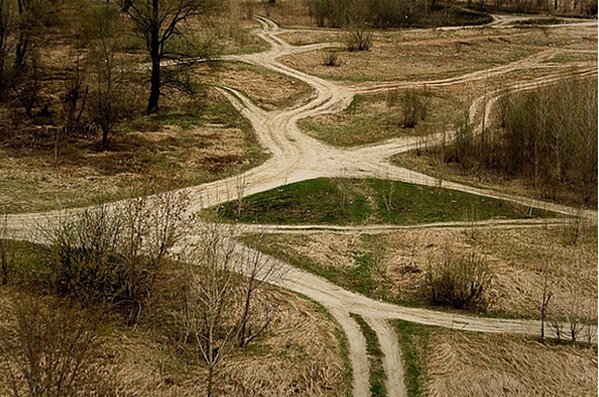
[101,126,108,151]
[147,55,160,114]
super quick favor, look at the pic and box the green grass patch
[393,320,432,397]
[213,177,554,225]
[350,314,387,397]
[0,239,51,287]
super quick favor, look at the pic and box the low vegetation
[394,321,597,397]
[425,253,493,310]
[299,90,459,146]
[0,198,349,397]
[245,226,597,319]
[422,78,598,206]
[212,177,553,225]
[350,314,387,397]
[394,321,431,397]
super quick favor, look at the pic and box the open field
[395,321,597,397]
[299,89,462,147]
[0,1,597,396]
[201,62,314,110]
[245,225,597,320]
[279,24,596,84]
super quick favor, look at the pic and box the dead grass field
[201,62,314,110]
[254,226,597,320]
[0,89,268,214]
[423,331,597,397]
[0,286,349,397]
[278,26,596,84]
[299,89,462,147]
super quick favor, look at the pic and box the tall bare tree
[117,0,216,114]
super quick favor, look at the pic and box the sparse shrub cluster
[446,78,598,204]
[49,193,187,324]
[387,88,430,128]
[425,253,493,310]
[0,297,116,397]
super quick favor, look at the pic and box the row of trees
[447,78,597,205]
[307,0,440,28]
[0,0,218,150]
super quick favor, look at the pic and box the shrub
[345,27,373,52]
[426,253,493,310]
[0,296,115,397]
[49,193,187,324]
[321,48,343,66]
[401,89,428,128]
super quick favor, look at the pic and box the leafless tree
[181,225,284,396]
[117,0,217,113]
[0,296,114,397]
[539,262,553,342]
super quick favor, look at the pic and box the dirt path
[2,14,597,397]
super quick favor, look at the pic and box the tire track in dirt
[2,14,597,397]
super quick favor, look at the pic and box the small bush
[0,296,115,397]
[345,28,373,52]
[321,48,343,66]
[400,89,429,128]
[426,253,493,310]
[49,193,187,324]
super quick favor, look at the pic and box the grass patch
[213,177,554,225]
[299,92,461,147]
[393,320,432,397]
[350,314,387,397]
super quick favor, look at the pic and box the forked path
[3,15,598,397]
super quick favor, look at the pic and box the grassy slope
[1,94,268,214]
[214,177,554,225]
[0,238,351,396]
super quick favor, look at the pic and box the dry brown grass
[0,88,267,214]
[200,62,314,110]
[278,26,596,84]
[0,285,348,397]
[259,226,598,319]
[426,332,597,397]
[299,88,462,146]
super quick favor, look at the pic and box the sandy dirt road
[2,13,597,397]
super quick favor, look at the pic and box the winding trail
[2,13,597,397]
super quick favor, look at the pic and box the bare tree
[0,296,113,397]
[83,3,129,150]
[117,0,217,113]
[182,226,284,396]
[0,0,14,101]
[182,225,238,397]
[539,262,553,342]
